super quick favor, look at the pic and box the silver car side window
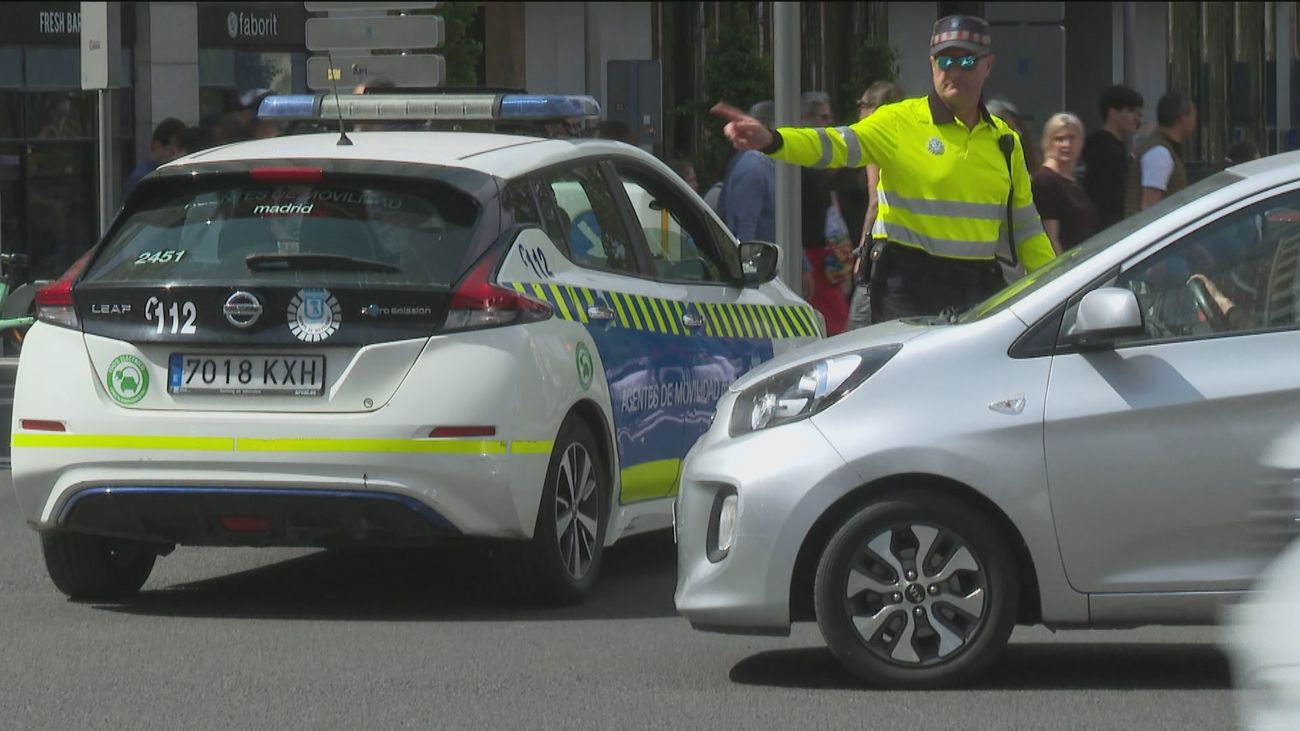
[1114,189,1300,344]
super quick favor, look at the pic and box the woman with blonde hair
[1031,112,1098,254]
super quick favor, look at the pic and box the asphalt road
[0,477,1241,730]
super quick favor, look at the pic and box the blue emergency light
[258,93,601,124]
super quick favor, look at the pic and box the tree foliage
[685,6,773,186]
[838,38,901,120]
[441,2,483,87]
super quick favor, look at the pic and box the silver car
[674,150,1300,688]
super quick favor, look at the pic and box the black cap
[930,15,992,56]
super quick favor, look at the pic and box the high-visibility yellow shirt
[770,93,1055,272]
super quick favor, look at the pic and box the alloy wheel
[554,442,600,579]
[843,523,987,667]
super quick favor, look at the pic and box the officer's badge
[927,137,945,155]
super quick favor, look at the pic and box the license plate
[168,354,326,396]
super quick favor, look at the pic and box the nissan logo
[223,291,263,329]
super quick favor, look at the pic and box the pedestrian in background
[798,91,851,335]
[713,15,1055,322]
[1082,85,1144,230]
[1226,140,1261,167]
[124,117,190,195]
[1126,91,1197,215]
[1032,112,1097,254]
[987,97,1040,173]
[667,159,699,193]
[845,80,906,330]
[720,101,777,245]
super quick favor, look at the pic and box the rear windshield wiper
[244,253,401,274]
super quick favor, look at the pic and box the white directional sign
[307,54,446,90]
[304,2,440,11]
[306,15,443,50]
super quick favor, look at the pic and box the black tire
[497,416,608,605]
[41,532,157,601]
[813,491,1018,689]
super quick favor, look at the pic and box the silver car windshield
[959,171,1245,323]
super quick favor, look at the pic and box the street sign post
[307,54,446,90]
[306,15,444,51]
[306,1,446,90]
[81,1,123,236]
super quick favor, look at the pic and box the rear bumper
[58,485,459,547]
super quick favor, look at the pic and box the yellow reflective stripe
[619,292,643,330]
[655,298,680,335]
[609,291,632,328]
[13,433,235,451]
[566,286,588,323]
[619,458,682,502]
[635,295,660,333]
[511,440,554,455]
[512,282,526,294]
[725,304,745,338]
[530,282,549,304]
[803,308,823,337]
[761,306,783,338]
[11,433,515,455]
[772,306,797,337]
[748,306,769,338]
[785,303,806,335]
[767,307,789,338]
[709,303,733,337]
[756,306,777,338]
[669,300,687,335]
[580,288,595,307]
[237,438,508,454]
[548,283,573,321]
[738,305,757,338]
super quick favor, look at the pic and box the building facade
[0,1,1296,281]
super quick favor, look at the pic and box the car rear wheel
[41,532,158,601]
[813,492,1018,688]
[497,416,608,605]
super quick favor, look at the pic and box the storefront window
[25,142,94,280]
[28,91,93,139]
[24,47,79,89]
[0,92,22,139]
[0,50,22,89]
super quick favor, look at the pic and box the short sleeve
[1140,146,1175,191]
[1031,169,1063,220]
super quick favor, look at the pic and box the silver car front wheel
[813,491,1018,688]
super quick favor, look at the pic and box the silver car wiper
[244,253,401,274]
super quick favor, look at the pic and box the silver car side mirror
[1068,287,1145,347]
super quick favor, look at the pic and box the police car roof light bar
[258,93,601,124]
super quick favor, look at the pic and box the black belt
[871,241,1001,285]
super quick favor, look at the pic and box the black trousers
[868,242,1006,322]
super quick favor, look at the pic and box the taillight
[442,251,551,332]
[35,248,94,330]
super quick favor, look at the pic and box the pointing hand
[711,103,774,152]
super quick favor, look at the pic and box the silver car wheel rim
[554,443,600,580]
[843,523,987,667]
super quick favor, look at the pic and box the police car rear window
[83,178,480,287]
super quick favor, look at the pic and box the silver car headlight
[728,345,901,437]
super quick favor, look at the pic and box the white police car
[10,93,821,603]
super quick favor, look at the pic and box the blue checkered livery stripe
[508,282,821,339]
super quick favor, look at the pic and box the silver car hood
[729,318,933,393]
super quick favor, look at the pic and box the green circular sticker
[106,354,149,405]
[575,342,594,390]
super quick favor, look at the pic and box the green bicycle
[0,252,39,357]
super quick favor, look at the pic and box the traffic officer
[713,15,1056,321]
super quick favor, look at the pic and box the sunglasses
[934,54,984,71]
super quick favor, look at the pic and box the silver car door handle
[681,313,705,329]
[587,305,616,321]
